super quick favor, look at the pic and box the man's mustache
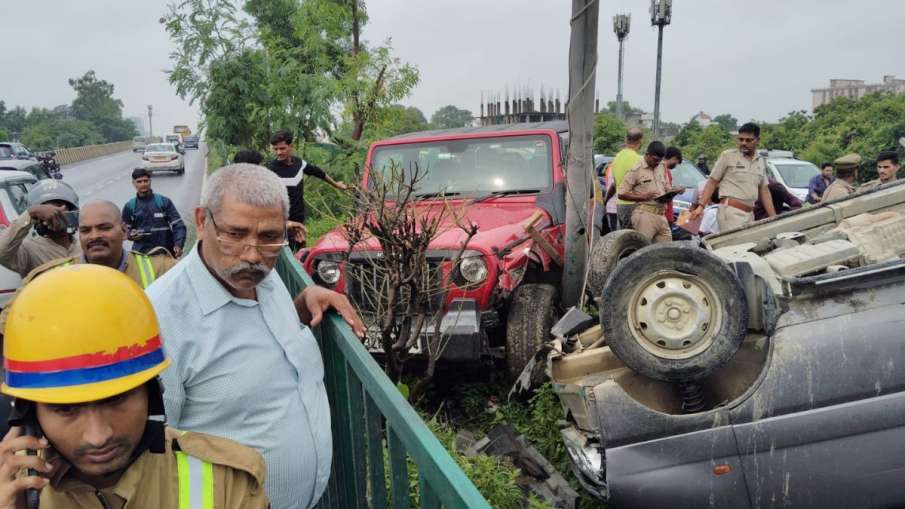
[223,261,270,279]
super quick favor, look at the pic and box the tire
[177,168,185,175]
[600,243,748,383]
[588,230,650,300]
[506,283,559,380]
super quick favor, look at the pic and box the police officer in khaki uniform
[617,141,674,243]
[822,153,861,201]
[0,201,177,330]
[691,123,776,231]
[0,265,269,508]
[861,150,900,192]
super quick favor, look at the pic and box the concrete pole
[147,105,153,138]
[562,0,599,308]
[616,38,625,119]
[652,24,664,139]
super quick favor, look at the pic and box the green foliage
[675,123,734,167]
[593,113,627,155]
[68,71,137,142]
[758,93,905,182]
[431,105,474,129]
[603,100,644,117]
[426,417,552,509]
[0,73,134,149]
[713,113,738,132]
[21,117,103,151]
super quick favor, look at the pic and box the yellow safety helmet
[2,264,170,404]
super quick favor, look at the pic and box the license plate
[152,157,169,162]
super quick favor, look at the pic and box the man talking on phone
[0,265,269,508]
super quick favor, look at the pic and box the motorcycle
[37,151,62,180]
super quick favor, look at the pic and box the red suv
[304,121,568,377]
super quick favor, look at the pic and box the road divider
[49,141,133,166]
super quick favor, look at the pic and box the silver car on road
[137,143,184,175]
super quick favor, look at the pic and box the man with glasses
[146,164,365,509]
[690,122,776,231]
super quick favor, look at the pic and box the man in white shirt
[147,163,364,509]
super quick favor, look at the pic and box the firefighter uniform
[42,427,268,509]
[709,148,769,232]
[618,159,672,243]
[1,265,269,509]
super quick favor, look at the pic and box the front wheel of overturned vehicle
[601,244,748,383]
[506,283,559,381]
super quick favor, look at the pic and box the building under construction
[480,88,583,126]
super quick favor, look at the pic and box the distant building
[691,111,712,127]
[811,75,905,109]
[128,116,147,136]
[479,89,566,126]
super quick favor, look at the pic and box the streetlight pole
[650,0,672,140]
[613,14,631,120]
[147,105,153,138]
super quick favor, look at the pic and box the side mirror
[53,173,63,180]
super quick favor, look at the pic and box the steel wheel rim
[627,270,722,360]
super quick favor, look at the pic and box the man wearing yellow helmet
[0,265,268,508]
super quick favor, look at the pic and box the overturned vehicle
[553,180,905,508]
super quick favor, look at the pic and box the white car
[761,150,820,202]
[0,171,39,307]
[138,143,185,175]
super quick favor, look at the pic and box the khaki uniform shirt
[41,427,269,509]
[617,158,669,206]
[0,211,81,278]
[709,148,769,205]
[860,176,897,192]
[821,179,856,201]
[0,251,177,333]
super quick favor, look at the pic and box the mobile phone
[9,400,42,509]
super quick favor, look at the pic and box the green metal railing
[275,250,491,509]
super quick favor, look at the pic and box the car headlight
[316,260,341,285]
[459,256,488,284]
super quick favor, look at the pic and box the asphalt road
[61,146,207,248]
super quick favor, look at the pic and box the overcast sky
[2,0,903,136]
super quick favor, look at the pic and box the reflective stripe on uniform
[176,451,214,509]
[135,254,157,289]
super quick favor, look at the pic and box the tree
[592,113,627,154]
[604,100,644,117]
[431,105,473,129]
[676,124,733,166]
[712,114,738,132]
[376,105,429,137]
[68,71,137,142]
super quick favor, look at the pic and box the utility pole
[147,105,154,138]
[613,14,631,120]
[650,0,672,140]
[562,0,599,308]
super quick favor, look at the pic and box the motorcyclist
[0,180,80,278]
[0,265,269,508]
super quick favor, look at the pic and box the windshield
[165,136,180,142]
[370,135,552,196]
[133,137,145,143]
[146,144,175,153]
[773,161,819,188]
[670,161,706,188]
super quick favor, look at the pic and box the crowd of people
[598,123,901,243]
[0,132,363,508]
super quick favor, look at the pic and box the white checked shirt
[147,246,332,509]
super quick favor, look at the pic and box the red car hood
[312,200,552,255]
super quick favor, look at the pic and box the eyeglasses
[205,209,288,259]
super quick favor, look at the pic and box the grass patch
[306,215,344,245]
